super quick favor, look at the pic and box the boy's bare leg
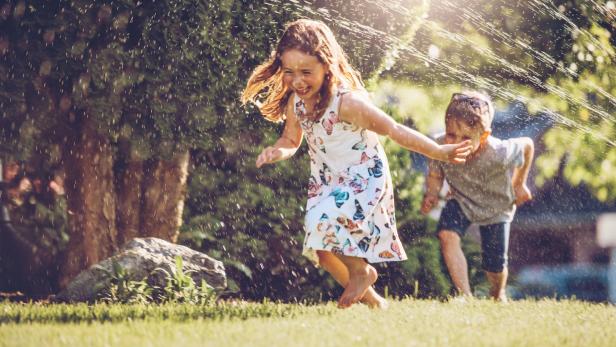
[439,230,472,296]
[486,268,508,302]
[334,254,378,308]
[317,251,387,309]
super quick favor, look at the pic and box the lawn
[1,299,615,347]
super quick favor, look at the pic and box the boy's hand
[256,146,283,168]
[421,194,439,214]
[514,183,532,206]
[439,140,472,164]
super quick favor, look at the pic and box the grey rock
[56,237,226,302]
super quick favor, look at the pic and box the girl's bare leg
[317,250,387,309]
[335,254,378,308]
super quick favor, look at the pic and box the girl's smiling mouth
[296,87,310,96]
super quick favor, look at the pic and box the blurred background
[1,0,615,303]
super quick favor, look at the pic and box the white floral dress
[298,88,407,265]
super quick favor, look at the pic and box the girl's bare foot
[338,265,377,308]
[364,295,389,309]
[495,294,509,303]
[359,287,388,309]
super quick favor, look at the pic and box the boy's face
[445,119,488,155]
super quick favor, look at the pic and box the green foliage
[97,260,153,305]
[3,192,68,257]
[97,256,217,305]
[0,0,279,159]
[154,256,217,305]
[382,0,616,201]
[1,0,426,159]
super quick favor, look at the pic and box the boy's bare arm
[425,169,445,197]
[512,137,534,205]
[421,168,445,214]
[512,137,534,187]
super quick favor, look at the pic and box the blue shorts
[436,199,510,273]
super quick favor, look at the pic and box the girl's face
[280,48,327,102]
[445,119,488,155]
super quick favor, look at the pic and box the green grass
[0,300,332,324]
[1,299,615,347]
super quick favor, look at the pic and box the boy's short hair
[445,91,494,131]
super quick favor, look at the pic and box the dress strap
[329,87,349,116]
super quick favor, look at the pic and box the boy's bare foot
[490,288,508,303]
[338,265,377,308]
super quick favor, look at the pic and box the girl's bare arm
[339,92,471,163]
[256,100,303,167]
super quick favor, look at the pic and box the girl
[242,19,471,308]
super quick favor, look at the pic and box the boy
[421,91,534,301]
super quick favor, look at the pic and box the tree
[0,0,284,290]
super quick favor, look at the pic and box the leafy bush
[97,256,216,305]
[97,261,153,305]
[154,256,217,305]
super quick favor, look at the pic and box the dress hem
[302,247,408,267]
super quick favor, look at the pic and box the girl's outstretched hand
[439,140,472,164]
[256,146,283,168]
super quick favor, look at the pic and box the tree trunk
[58,117,117,288]
[140,151,189,242]
[116,148,144,246]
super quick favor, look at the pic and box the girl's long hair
[242,19,364,122]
